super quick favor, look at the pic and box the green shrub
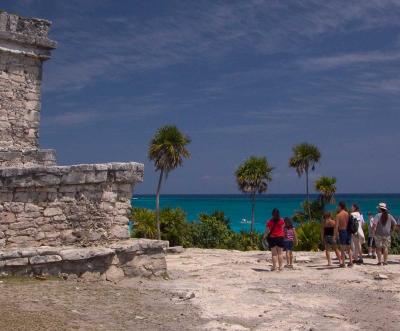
[191,215,232,249]
[295,221,323,251]
[226,231,263,251]
[199,210,231,229]
[131,208,157,239]
[131,207,263,251]
[390,231,400,254]
[159,208,191,247]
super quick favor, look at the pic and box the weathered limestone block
[59,247,114,261]
[105,265,125,282]
[0,149,56,167]
[5,257,29,266]
[0,240,168,279]
[29,254,62,264]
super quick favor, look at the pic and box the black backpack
[347,214,359,234]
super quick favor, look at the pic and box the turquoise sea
[132,194,400,233]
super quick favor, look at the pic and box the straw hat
[377,202,388,211]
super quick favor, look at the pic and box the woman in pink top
[263,208,285,271]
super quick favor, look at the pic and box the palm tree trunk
[306,169,311,220]
[250,192,256,234]
[155,169,164,240]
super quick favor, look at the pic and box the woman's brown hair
[380,209,388,225]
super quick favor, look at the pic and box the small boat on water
[241,218,251,224]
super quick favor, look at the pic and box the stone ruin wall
[0,11,55,152]
[0,163,143,248]
[0,12,146,251]
[0,51,42,150]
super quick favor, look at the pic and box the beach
[2,249,400,330]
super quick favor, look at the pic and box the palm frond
[235,156,273,195]
[289,142,321,177]
[148,125,191,173]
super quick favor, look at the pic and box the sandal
[339,264,346,268]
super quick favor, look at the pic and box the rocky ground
[125,249,400,331]
[0,277,202,331]
[1,249,400,330]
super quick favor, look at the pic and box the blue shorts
[284,240,294,251]
[339,229,351,246]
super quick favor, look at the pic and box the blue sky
[3,0,400,194]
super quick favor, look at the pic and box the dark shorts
[368,236,376,248]
[324,235,337,248]
[268,236,285,249]
[284,240,294,251]
[339,229,351,246]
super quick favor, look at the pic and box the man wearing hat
[372,203,397,266]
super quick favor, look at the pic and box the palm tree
[289,143,321,219]
[315,176,337,207]
[148,125,191,240]
[235,156,273,233]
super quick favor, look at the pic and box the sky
[2,0,400,194]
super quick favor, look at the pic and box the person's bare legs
[368,240,373,257]
[376,247,382,264]
[339,246,346,266]
[285,250,289,266]
[289,251,293,266]
[348,247,353,266]
[334,247,341,261]
[325,249,332,266]
[383,247,389,264]
[277,247,284,270]
[271,247,278,270]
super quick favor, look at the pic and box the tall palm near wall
[148,125,191,240]
[289,143,321,219]
[235,156,273,233]
[315,176,337,208]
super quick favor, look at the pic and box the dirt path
[123,249,400,330]
[0,278,203,331]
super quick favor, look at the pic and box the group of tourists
[262,202,398,271]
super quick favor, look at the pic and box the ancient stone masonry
[0,163,143,248]
[0,239,168,280]
[0,11,166,278]
[0,11,55,153]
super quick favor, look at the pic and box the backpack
[347,214,359,234]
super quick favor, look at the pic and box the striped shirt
[284,228,295,241]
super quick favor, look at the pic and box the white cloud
[39,0,400,91]
[299,51,400,71]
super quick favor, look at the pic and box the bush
[131,208,157,239]
[199,211,231,229]
[159,208,191,247]
[390,231,400,254]
[191,215,232,249]
[295,221,323,251]
[226,231,263,251]
[131,208,263,251]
